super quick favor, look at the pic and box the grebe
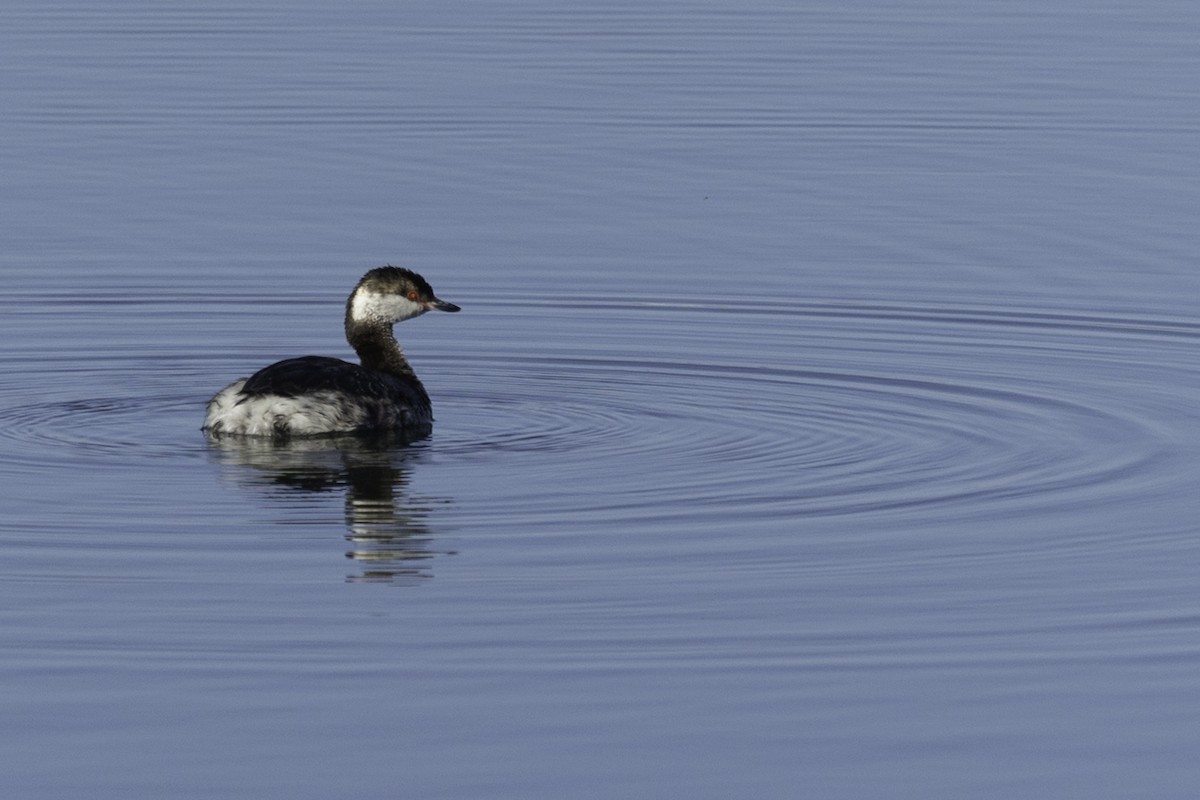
[202,266,459,439]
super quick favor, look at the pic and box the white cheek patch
[350,289,427,323]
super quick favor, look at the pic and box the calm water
[3,1,1200,797]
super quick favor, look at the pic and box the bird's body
[202,266,459,439]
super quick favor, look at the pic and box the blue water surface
[2,1,1200,798]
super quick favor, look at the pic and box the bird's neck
[345,319,420,381]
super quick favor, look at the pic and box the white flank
[203,381,372,436]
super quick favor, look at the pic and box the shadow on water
[204,433,453,584]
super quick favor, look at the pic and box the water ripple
[0,296,1192,534]
[428,297,1192,527]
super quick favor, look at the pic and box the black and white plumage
[202,266,460,439]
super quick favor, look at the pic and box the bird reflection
[204,433,451,584]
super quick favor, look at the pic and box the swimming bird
[202,266,459,439]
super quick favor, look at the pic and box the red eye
[408,291,419,301]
